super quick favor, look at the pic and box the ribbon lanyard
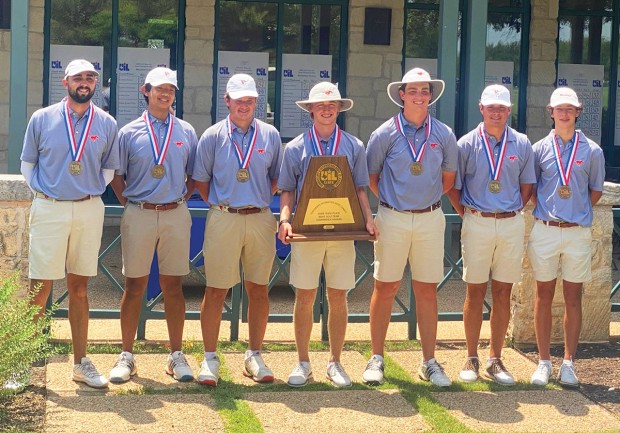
[227,115,259,169]
[394,112,432,163]
[308,125,341,156]
[479,125,508,181]
[63,98,95,162]
[551,129,580,186]
[143,111,174,166]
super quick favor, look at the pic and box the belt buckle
[154,204,165,211]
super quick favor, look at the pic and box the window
[0,0,10,29]
[215,0,347,139]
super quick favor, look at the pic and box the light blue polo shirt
[21,100,119,200]
[455,123,536,212]
[193,118,282,208]
[277,128,369,194]
[116,112,198,203]
[532,131,604,226]
[366,115,457,210]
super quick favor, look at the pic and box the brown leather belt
[130,200,182,211]
[380,201,441,214]
[467,208,516,219]
[219,206,263,215]
[36,192,97,202]
[537,218,579,228]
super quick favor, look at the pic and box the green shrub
[0,273,55,389]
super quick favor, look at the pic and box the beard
[68,86,94,103]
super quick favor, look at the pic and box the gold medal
[488,180,502,194]
[69,160,82,175]
[151,164,165,179]
[237,168,250,182]
[558,185,572,199]
[410,162,423,176]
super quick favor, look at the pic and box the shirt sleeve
[268,129,283,180]
[115,128,129,176]
[192,131,215,183]
[351,138,370,188]
[453,137,468,191]
[519,138,537,185]
[185,125,199,177]
[366,129,386,175]
[441,129,458,172]
[588,144,605,191]
[100,117,120,171]
[277,143,299,192]
[21,112,41,164]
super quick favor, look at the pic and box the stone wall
[183,0,215,137]
[527,0,559,144]
[510,181,618,347]
[0,0,45,174]
[346,0,404,144]
[0,175,33,294]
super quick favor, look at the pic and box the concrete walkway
[44,320,620,433]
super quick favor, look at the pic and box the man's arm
[110,174,127,205]
[590,189,603,206]
[520,183,534,209]
[184,176,196,201]
[356,186,377,238]
[194,180,210,204]
[529,185,537,206]
[278,190,295,244]
[271,178,278,195]
[442,170,456,194]
[446,187,463,217]
[368,174,380,198]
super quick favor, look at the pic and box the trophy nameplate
[288,155,373,242]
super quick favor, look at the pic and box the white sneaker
[558,360,579,388]
[418,358,452,387]
[243,354,274,383]
[109,352,137,383]
[458,357,480,383]
[165,351,194,382]
[485,358,515,386]
[326,361,352,388]
[362,355,385,385]
[531,361,552,386]
[197,356,220,387]
[287,361,312,387]
[73,357,109,389]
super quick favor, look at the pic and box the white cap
[548,87,582,108]
[296,82,353,112]
[226,74,259,99]
[144,67,178,89]
[64,59,99,79]
[480,84,512,107]
[387,68,445,107]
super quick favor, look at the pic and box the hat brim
[147,79,179,90]
[228,90,259,99]
[295,98,354,113]
[547,101,582,109]
[387,79,445,107]
[64,68,99,79]
[480,99,512,108]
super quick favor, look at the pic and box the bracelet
[279,219,290,226]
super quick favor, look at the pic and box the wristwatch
[279,219,290,227]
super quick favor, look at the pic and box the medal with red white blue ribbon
[479,125,508,193]
[143,111,174,179]
[308,124,341,156]
[63,98,95,176]
[394,113,432,176]
[227,115,259,182]
[551,129,580,199]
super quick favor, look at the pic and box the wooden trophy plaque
[288,155,373,242]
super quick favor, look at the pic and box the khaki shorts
[373,206,445,283]
[527,221,592,283]
[120,203,192,278]
[29,196,104,280]
[461,211,525,284]
[203,208,276,288]
[290,240,356,290]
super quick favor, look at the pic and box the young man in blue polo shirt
[278,82,376,387]
[364,68,457,387]
[109,67,198,383]
[21,59,119,389]
[193,74,282,387]
[448,84,536,386]
[528,87,604,388]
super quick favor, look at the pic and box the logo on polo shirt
[90,135,98,141]
[430,143,438,149]
[315,163,342,190]
[175,141,183,147]
[576,160,583,166]
[508,155,517,161]
[257,149,265,154]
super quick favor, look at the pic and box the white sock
[204,351,217,360]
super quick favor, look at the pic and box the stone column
[510,181,618,347]
[0,175,34,295]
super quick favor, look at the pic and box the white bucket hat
[548,87,582,108]
[387,68,445,107]
[64,59,99,79]
[144,67,178,89]
[226,74,259,99]
[296,82,354,112]
[480,84,512,107]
